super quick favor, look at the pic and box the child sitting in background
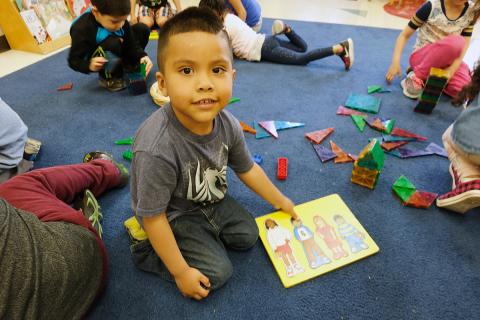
[130,0,182,29]
[199,0,354,69]
[69,0,153,92]
[130,7,298,300]
[385,0,479,99]
[225,0,262,32]
[436,62,480,213]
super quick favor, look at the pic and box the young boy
[130,0,182,29]
[130,7,298,300]
[68,0,153,92]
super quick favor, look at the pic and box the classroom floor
[0,0,478,78]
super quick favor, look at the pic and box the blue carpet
[1,19,479,319]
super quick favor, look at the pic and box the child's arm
[130,0,137,24]
[227,0,247,22]
[237,163,298,219]
[386,25,415,83]
[445,37,470,79]
[143,213,211,300]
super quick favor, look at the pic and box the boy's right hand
[386,62,402,84]
[89,57,108,72]
[174,267,211,300]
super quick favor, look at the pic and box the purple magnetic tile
[312,144,337,162]
[425,142,448,158]
[397,146,434,158]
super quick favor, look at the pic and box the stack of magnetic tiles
[351,138,385,189]
[414,67,449,114]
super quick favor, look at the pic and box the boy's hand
[276,197,298,220]
[140,56,153,76]
[386,62,401,84]
[89,57,108,72]
[174,267,211,300]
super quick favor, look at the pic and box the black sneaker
[81,189,103,238]
[83,151,129,187]
[338,38,354,71]
[99,78,127,92]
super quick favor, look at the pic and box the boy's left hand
[140,56,153,76]
[277,197,298,220]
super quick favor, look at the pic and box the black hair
[198,0,227,18]
[452,62,480,106]
[91,0,131,16]
[156,6,230,71]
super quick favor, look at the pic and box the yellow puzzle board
[256,194,379,288]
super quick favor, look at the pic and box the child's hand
[140,56,153,76]
[277,197,298,220]
[174,267,211,300]
[89,57,108,72]
[386,63,401,84]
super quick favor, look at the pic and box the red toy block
[277,157,288,180]
[57,82,73,91]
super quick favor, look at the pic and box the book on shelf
[66,0,91,18]
[33,0,73,40]
[19,9,49,44]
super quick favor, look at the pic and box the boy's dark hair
[198,0,227,18]
[157,6,231,72]
[452,62,480,107]
[91,0,131,16]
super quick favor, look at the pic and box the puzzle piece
[392,175,416,202]
[115,137,133,145]
[57,82,73,91]
[330,141,353,163]
[345,93,381,114]
[414,67,448,114]
[312,144,337,162]
[305,128,334,144]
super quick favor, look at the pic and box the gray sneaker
[99,78,127,92]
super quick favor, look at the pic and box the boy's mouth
[194,99,217,107]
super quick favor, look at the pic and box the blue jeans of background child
[261,30,334,65]
[130,194,259,290]
[0,97,27,173]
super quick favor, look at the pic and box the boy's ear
[156,71,168,96]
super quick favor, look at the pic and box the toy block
[23,138,42,161]
[253,154,263,165]
[277,157,288,180]
[425,142,448,158]
[312,144,337,162]
[330,141,353,163]
[229,97,240,104]
[351,163,380,189]
[336,105,367,117]
[381,141,409,151]
[127,63,147,95]
[305,128,334,144]
[124,216,148,243]
[115,137,133,145]
[239,121,256,134]
[392,175,416,202]
[123,150,133,161]
[351,114,366,132]
[345,93,381,114]
[57,82,73,91]
[414,67,448,114]
[259,121,278,138]
[357,139,385,171]
[403,190,438,209]
[390,127,427,141]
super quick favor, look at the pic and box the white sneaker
[272,19,286,35]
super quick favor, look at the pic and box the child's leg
[278,28,308,52]
[409,35,465,81]
[261,36,334,65]
[0,98,28,171]
[98,36,124,79]
[443,62,471,97]
[131,22,151,50]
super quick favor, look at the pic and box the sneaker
[401,71,424,99]
[99,78,127,92]
[449,163,460,189]
[83,151,129,187]
[436,179,480,213]
[271,19,288,35]
[338,38,354,71]
[81,189,103,238]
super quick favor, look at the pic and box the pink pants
[0,160,122,287]
[410,35,471,97]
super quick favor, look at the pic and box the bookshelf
[0,0,71,54]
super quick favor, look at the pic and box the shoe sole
[346,38,354,70]
[400,79,420,99]
[436,189,480,214]
[271,20,284,35]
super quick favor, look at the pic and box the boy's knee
[204,258,233,290]
[443,35,465,57]
[237,225,259,250]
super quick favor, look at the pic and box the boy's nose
[197,74,213,91]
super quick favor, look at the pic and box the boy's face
[92,7,128,32]
[156,31,236,134]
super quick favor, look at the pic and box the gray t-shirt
[131,104,254,221]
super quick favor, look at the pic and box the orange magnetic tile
[239,121,256,134]
[305,128,334,144]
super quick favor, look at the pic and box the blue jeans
[261,30,334,65]
[451,105,480,154]
[130,195,259,290]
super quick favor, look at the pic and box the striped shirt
[408,0,476,50]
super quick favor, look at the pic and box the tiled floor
[0,0,478,78]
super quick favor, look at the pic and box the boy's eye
[212,67,226,74]
[180,67,193,74]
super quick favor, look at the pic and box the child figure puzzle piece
[334,215,369,254]
[291,218,331,269]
